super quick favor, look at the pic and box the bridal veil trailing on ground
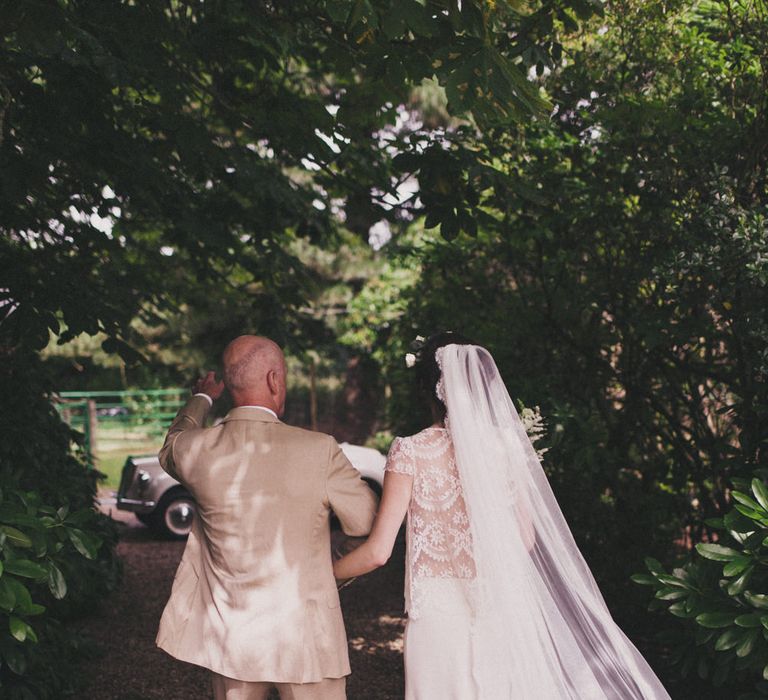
[436,344,670,699]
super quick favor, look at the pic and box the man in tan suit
[156,336,378,699]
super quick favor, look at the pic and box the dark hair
[415,331,474,421]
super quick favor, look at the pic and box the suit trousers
[211,673,346,700]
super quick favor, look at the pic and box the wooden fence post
[87,399,98,459]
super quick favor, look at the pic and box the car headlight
[137,470,151,492]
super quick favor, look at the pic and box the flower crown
[404,335,426,368]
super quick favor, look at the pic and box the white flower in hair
[405,352,417,368]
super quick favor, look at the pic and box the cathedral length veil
[435,344,670,699]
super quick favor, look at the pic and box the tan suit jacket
[156,396,378,683]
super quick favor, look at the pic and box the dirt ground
[76,507,407,700]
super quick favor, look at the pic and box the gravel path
[76,507,407,700]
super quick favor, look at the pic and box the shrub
[634,474,768,698]
[0,355,120,699]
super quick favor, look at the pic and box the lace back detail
[385,427,476,618]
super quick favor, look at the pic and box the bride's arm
[332,470,412,580]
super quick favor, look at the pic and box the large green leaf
[0,525,33,548]
[695,543,740,561]
[735,614,762,628]
[733,491,767,515]
[5,577,34,614]
[2,644,27,675]
[696,612,737,628]
[0,577,16,612]
[728,566,754,596]
[724,509,757,534]
[655,587,687,600]
[9,616,37,643]
[715,626,746,651]
[47,563,67,600]
[644,557,664,575]
[744,592,768,610]
[656,573,691,589]
[736,629,759,658]
[3,558,47,580]
[752,479,768,511]
[67,528,100,560]
[723,556,752,577]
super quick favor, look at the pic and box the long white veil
[436,344,670,699]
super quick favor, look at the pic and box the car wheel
[153,489,196,539]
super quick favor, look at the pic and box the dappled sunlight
[349,614,406,655]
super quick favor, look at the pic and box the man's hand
[193,371,225,401]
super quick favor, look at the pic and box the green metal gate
[56,389,186,467]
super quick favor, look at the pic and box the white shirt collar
[239,405,279,420]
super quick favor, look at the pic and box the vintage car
[116,442,386,538]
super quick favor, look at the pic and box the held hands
[193,371,225,401]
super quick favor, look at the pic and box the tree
[1,2,591,694]
[1,0,587,354]
[339,1,767,691]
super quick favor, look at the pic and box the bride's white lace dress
[385,344,671,699]
[386,426,480,699]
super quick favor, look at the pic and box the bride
[332,332,670,699]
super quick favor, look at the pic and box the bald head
[222,336,287,414]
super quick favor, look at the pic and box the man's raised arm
[159,371,223,481]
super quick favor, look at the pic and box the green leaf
[380,12,405,39]
[68,528,99,560]
[733,491,766,515]
[728,566,754,596]
[735,614,762,628]
[0,525,32,548]
[326,0,350,23]
[669,601,691,618]
[752,479,768,511]
[736,629,759,658]
[630,573,656,586]
[696,612,736,628]
[27,603,45,616]
[3,559,47,579]
[5,577,34,614]
[0,577,16,611]
[656,574,690,589]
[655,587,687,600]
[745,592,768,610]
[715,627,744,651]
[424,209,443,230]
[3,644,27,675]
[644,557,664,574]
[723,556,752,577]
[724,509,757,534]
[9,616,37,643]
[440,215,460,241]
[735,504,768,522]
[48,563,67,600]
[696,543,740,561]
